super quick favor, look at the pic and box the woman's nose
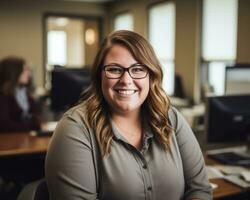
[119,71,133,84]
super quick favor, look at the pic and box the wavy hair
[80,30,172,156]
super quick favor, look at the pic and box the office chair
[17,179,49,200]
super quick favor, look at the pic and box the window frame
[147,1,176,95]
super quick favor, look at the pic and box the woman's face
[101,44,150,115]
[18,64,30,85]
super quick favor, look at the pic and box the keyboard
[208,152,250,167]
[36,121,57,137]
[36,130,54,137]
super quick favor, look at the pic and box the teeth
[117,90,135,95]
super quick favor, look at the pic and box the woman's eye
[107,67,123,74]
[131,67,145,73]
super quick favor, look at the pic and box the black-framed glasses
[103,63,149,79]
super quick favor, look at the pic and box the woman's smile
[114,89,138,96]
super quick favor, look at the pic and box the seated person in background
[0,56,41,132]
[46,30,212,200]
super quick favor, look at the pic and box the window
[202,0,238,95]
[47,31,67,66]
[114,12,134,31]
[45,16,100,89]
[149,2,176,95]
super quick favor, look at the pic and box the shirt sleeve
[170,107,212,200]
[45,114,99,200]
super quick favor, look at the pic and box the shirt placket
[125,137,153,200]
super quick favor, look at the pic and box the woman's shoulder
[168,106,179,129]
[58,103,91,133]
[64,103,89,121]
[52,103,94,147]
[168,106,188,132]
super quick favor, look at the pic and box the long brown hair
[80,30,172,156]
[0,56,32,96]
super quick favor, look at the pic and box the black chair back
[17,179,49,200]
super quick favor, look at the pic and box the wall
[84,20,100,66]
[175,0,201,103]
[0,0,105,88]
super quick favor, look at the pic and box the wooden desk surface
[210,178,246,199]
[205,155,250,199]
[0,132,50,157]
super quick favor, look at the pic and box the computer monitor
[225,64,250,95]
[205,95,250,150]
[50,67,91,112]
[205,95,250,166]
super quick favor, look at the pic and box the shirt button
[147,186,152,191]
[142,164,147,169]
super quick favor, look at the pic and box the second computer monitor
[205,95,250,146]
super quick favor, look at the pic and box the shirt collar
[110,117,154,142]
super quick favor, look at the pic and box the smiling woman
[101,44,150,117]
[45,30,212,200]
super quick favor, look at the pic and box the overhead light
[85,28,96,45]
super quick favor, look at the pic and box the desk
[0,132,51,199]
[206,155,250,199]
[0,132,50,157]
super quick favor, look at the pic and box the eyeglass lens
[104,64,148,79]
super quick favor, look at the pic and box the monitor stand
[237,134,250,158]
[208,151,250,167]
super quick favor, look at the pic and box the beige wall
[237,0,250,63]
[84,20,100,66]
[0,0,105,87]
[175,0,201,103]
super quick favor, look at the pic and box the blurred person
[0,56,41,132]
[46,30,212,200]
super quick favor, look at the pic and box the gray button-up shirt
[45,105,212,200]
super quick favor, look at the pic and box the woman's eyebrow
[103,62,144,70]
